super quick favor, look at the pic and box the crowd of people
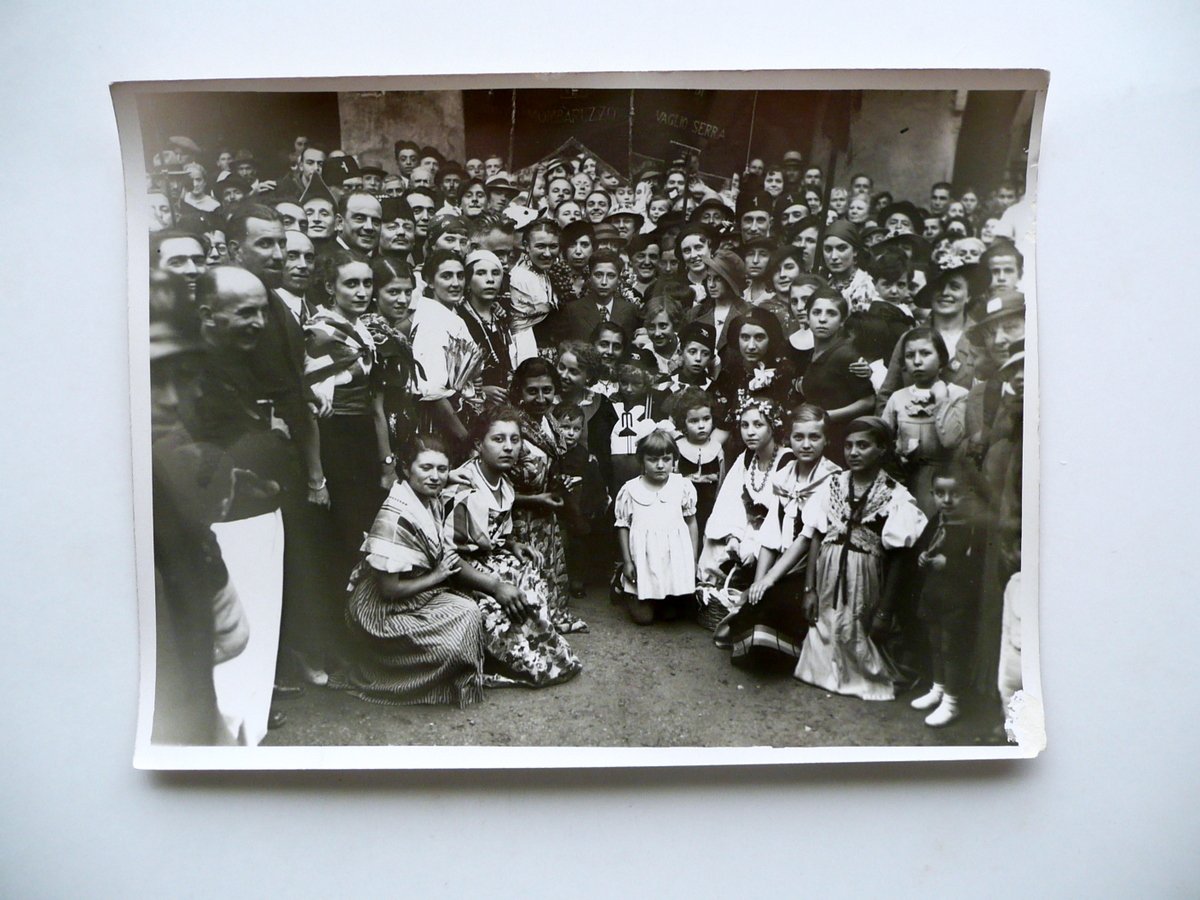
[146,124,1029,746]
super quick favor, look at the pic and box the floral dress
[361,312,419,455]
[444,459,582,688]
[793,470,927,700]
[338,480,485,707]
[510,413,587,634]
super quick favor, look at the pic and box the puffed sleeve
[881,485,929,549]
[613,482,635,529]
[934,385,969,449]
[758,502,784,551]
[679,476,698,518]
[410,308,457,402]
[444,488,492,556]
[799,477,834,538]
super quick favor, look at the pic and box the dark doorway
[136,91,341,179]
[953,91,1031,194]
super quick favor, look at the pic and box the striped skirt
[338,564,486,708]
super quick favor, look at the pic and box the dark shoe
[268,709,287,730]
[273,683,305,700]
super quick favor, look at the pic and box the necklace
[748,447,779,493]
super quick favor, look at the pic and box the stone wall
[811,90,963,203]
[337,91,465,169]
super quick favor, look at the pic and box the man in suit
[540,249,643,350]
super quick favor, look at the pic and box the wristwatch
[381,454,396,467]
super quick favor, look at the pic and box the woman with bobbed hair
[410,248,476,458]
[796,286,876,464]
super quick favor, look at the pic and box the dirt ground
[263,585,1007,750]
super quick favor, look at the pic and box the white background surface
[1,1,1197,896]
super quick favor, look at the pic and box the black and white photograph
[119,71,1045,767]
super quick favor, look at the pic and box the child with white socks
[910,463,985,727]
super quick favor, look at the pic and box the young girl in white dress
[614,430,699,625]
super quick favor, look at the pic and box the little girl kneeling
[614,430,700,625]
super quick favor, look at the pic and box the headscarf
[845,415,894,446]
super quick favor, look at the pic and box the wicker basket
[696,569,742,632]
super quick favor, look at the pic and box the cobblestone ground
[263,586,1008,750]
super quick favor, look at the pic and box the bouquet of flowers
[444,334,484,396]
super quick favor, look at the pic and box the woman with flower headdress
[697,396,792,593]
[723,403,843,668]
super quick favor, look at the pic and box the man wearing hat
[781,150,805,189]
[232,152,258,184]
[592,222,626,256]
[690,197,732,229]
[880,201,922,236]
[419,147,443,176]
[360,165,388,195]
[379,196,416,264]
[484,172,520,212]
[736,190,774,243]
[168,135,201,166]
[438,162,465,203]
[605,206,644,243]
[216,175,251,210]
[323,155,363,200]
[684,247,750,354]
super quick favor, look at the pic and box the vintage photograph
[120,71,1044,767]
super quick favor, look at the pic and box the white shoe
[910,683,944,710]
[925,694,959,727]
